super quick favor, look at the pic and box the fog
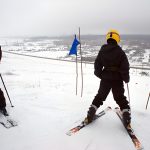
[0,0,150,37]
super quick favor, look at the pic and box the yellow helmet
[106,29,120,43]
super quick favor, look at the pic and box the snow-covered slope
[0,52,150,150]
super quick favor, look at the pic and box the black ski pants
[0,88,6,109]
[92,79,130,110]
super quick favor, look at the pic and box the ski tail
[66,106,111,136]
[115,107,143,150]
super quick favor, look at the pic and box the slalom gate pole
[79,27,83,97]
[76,54,78,95]
[0,74,14,107]
[145,92,150,110]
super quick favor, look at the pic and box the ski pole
[145,92,150,110]
[127,83,131,107]
[0,73,14,107]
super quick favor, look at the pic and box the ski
[66,106,111,136]
[6,116,18,127]
[0,120,12,128]
[115,107,143,150]
[0,112,18,128]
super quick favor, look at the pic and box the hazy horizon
[1,34,150,39]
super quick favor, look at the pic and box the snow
[0,52,150,150]
[143,49,150,63]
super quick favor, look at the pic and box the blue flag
[69,35,80,55]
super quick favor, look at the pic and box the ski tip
[66,132,72,136]
[136,145,144,150]
[135,142,144,150]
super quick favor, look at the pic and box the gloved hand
[94,71,101,79]
[124,79,129,83]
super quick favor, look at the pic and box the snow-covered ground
[0,52,150,150]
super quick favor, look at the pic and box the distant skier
[0,46,8,116]
[84,29,131,126]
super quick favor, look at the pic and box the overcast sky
[0,0,150,37]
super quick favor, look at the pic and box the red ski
[66,106,111,136]
[115,107,143,150]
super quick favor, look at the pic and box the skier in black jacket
[0,46,8,116]
[84,30,131,126]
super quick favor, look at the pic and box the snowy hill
[1,35,150,67]
[0,52,150,150]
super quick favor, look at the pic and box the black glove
[94,70,101,79]
[124,79,129,83]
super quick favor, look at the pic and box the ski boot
[83,105,98,125]
[0,107,9,116]
[122,109,131,127]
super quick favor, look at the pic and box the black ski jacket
[94,41,130,83]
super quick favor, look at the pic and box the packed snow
[0,51,150,150]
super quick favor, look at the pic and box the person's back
[99,39,124,70]
[94,36,129,83]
